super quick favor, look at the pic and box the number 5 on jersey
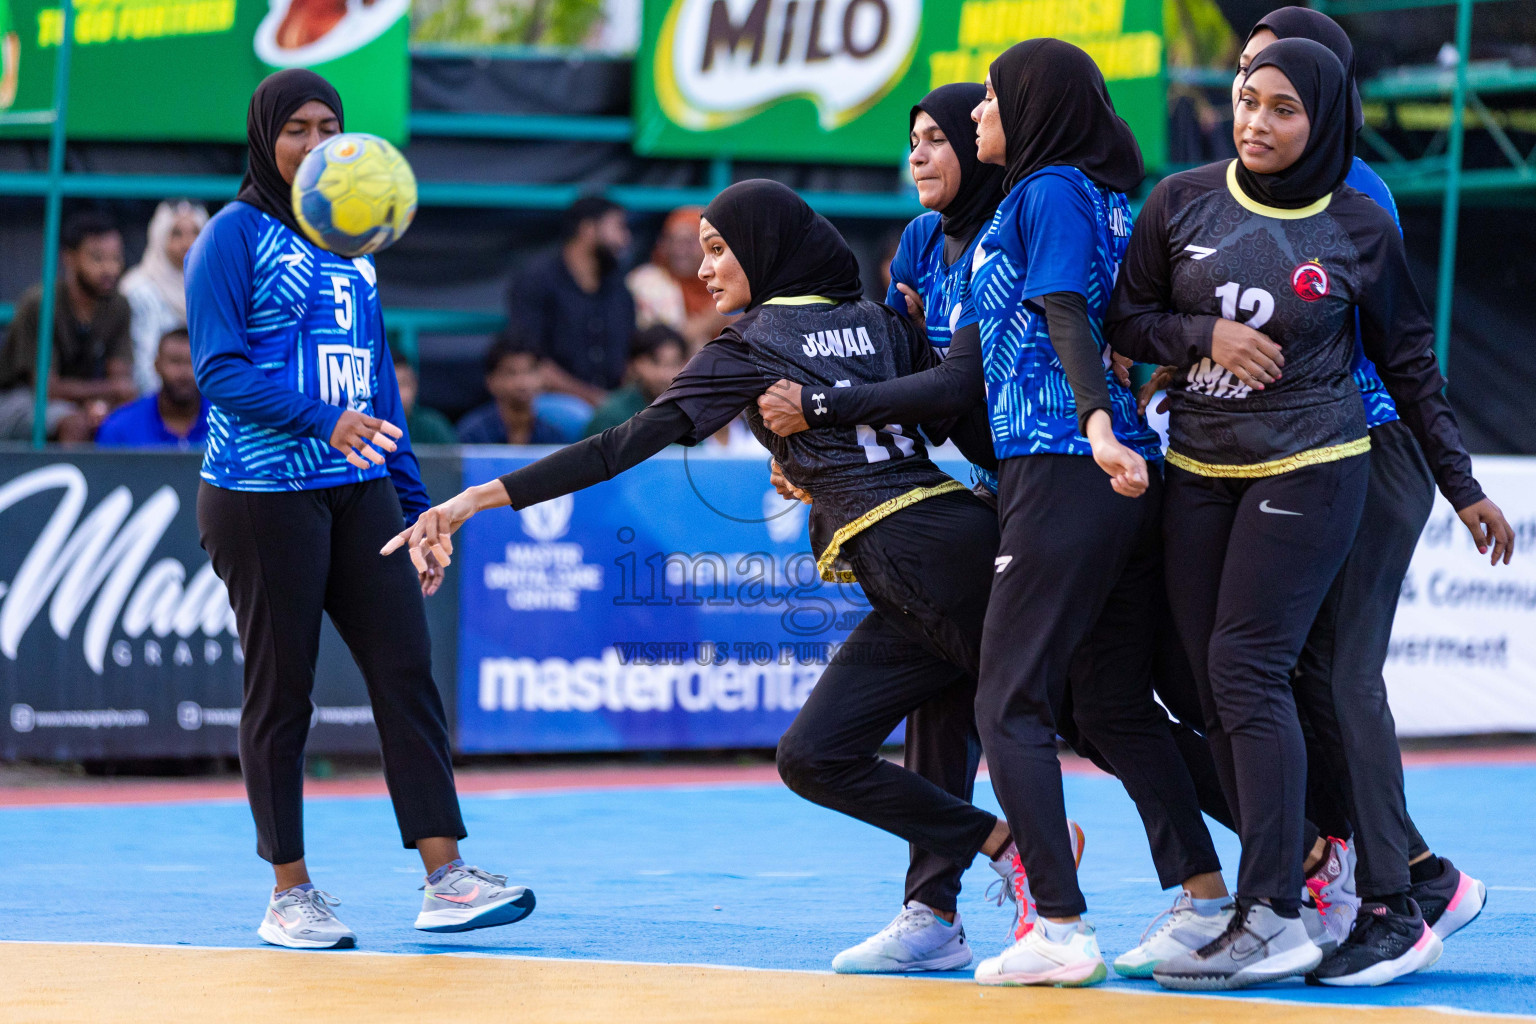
[330,275,354,331]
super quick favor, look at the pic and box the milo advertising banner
[634,0,1165,166]
[0,0,408,140]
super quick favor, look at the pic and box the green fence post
[1433,0,1473,373]
[30,0,74,449]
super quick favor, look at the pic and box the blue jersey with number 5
[186,202,427,519]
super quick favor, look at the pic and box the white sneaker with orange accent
[414,863,537,933]
[974,919,1108,987]
[985,820,1086,941]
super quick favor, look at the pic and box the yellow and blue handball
[292,133,417,258]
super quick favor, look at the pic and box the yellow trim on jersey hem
[1166,436,1371,479]
[1225,161,1332,220]
[815,480,969,582]
[763,295,836,306]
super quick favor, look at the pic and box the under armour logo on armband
[811,393,827,416]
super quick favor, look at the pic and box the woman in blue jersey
[1235,8,1491,976]
[1108,39,1511,989]
[811,81,1008,976]
[189,70,533,949]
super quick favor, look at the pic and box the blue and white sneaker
[414,863,536,933]
[832,902,972,974]
[258,887,357,950]
[1113,892,1235,978]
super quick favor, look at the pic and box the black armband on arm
[805,322,984,428]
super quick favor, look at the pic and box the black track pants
[198,479,465,865]
[903,678,984,911]
[1066,599,1238,836]
[776,491,1000,878]
[978,456,1220,917]
[1163,456,1369,902]
[1295,421,1436,896]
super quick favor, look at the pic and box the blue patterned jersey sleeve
[1018,173,1096,300]
[370,305,430,523]
[187,213,345,444]
[885,216,926,314]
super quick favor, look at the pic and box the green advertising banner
[0,0,409,141]
[634,0,1165,169]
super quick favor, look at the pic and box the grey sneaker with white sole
[1153,899,1322,991]
[415,863,536,933]
[257,887,357,950]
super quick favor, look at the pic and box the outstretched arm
[382,329,767,577]
[381,403,694,572]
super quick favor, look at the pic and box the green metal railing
[1312,0,1524,368]
[0,302,505,365]
[8,2,1531,393]
[28,0,72,449]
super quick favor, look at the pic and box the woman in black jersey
[1107,38,1513,991]
[1236,8,1489,974]
[385,179,1028,965]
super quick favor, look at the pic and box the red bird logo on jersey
[1291,261,1330,302]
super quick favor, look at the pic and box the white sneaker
[1302,836,1360,955]
[831,902,972,974]
[986,820,1086,942]
[1113,892,1235,978]
[257,887,357,950]
[975,920,1107,987]
[414,863,537,933]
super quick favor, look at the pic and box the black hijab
[236,69,344,236]
[702,180,864,312]
[911,83,1005,245]
[989,38,1143,195]
[1235,38,1356,209]
[1247,7,1364,131]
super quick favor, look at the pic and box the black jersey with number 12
[1108,160,1481,508]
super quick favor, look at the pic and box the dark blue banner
[454,448,968,753]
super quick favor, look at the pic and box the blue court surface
[3,761,1533,1018]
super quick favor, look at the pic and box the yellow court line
[2,942,1521,1024]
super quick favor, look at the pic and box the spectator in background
[121,199,208,394]
[456,332,575,445]
[0,209,135,441]
[96,327,209,448]
[509,195,634,406]
[391,348,457,445]
[583,324,687,436]
[626,205,726,352]
[876,228,903,296]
